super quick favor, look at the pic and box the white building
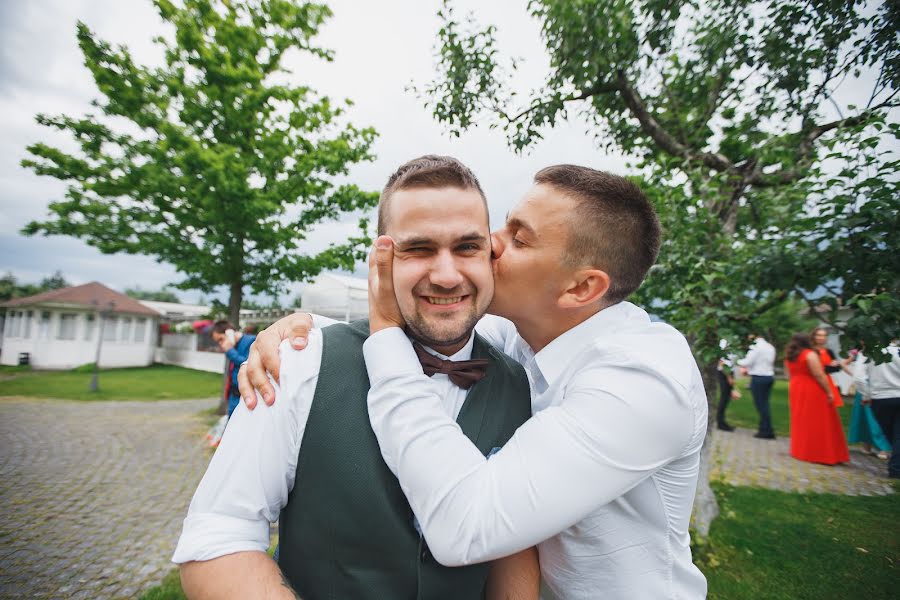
[0,282,160,369]
[301,273,368,322]
[138,300,210,324]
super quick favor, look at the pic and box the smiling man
[243,165,709,599]
[173,156,538,600]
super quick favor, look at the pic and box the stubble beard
[403,303,481,350]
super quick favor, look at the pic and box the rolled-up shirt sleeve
[363,328,695,566]
[172,335,322,563]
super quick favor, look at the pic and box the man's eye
[512,237,526,247]
[457,243,480,252]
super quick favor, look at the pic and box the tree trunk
[692,360,721,537]
[217,279,243,415]
[228,280,242,327]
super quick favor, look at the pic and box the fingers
[288,313,314,350]
[247,345,276,406]
[237,363,257,410]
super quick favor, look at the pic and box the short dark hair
[533,165,661,305]
[377,155,487,235]
[211,320,236,334]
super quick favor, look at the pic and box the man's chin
[405,315,480,350]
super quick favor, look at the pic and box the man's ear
[558,268,610,309]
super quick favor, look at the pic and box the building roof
[1,282,160,317]
[139,300,210,319]
[319,273,368,290]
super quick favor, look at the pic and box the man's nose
[490,231,504,260]
[429,251,465,289]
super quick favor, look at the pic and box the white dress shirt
[854,344,900,399]
[171,328,475,564]
[363,301,709,600]
[737,337,776,376]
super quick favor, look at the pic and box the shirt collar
[419,331,475,362]
[533,301,647,387]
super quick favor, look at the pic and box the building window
[84,314,95,340]
[103,316,117,341]
[39,311,51,340]
[120,317,132,342]
[9,312,19,338]
[23,311,32,338]
[134,318,146,343]
[58,313,78,340]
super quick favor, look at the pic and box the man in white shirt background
[854,341,900,478]
[244,165,709,599]
[173,156,539,599]
[737,333,777,439]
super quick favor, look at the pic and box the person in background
[211,320,256,418]
[810,326,850,407]
[717,357,738,432]
[738,333,777,439]
[854,341,900,478]
[784,333,849,465]
[848,348,891,460]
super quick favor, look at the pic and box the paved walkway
[711,426,894,496]
[0,398,894,599]
[0,397,215,600]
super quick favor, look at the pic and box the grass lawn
[703,483,899,599]
[0,364,221,401]
[139,484,898,599]
[724,379,853,437]
[139,570,186,600]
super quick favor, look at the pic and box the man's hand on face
[368,236,405,334]
[238,313,313,409]
[237,236,404,410]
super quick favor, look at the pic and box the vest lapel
[454,334,492,451]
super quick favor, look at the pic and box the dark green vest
[278,320,531,600]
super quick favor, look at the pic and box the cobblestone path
[711,426,895,496]
[0,398,894,599]
[0,397,215,599]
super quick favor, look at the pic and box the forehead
[386,186,489,240]
[508,184,576,238]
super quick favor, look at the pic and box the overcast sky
[1,0,631,304]
[2,1,893,305]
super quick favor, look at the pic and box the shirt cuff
[363,327,422,383]
[171,513,270,564]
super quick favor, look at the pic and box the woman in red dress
[810,327,844,407]
[785,333,850,465]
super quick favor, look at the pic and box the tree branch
[615,70,736,174]
[750,100,899,187]
[504,81,618,126]
[728,290,790,323]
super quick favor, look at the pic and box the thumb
[368,235,402,330]
[373,235,394,290]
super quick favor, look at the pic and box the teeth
[427,296,462,305]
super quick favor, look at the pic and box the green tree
[421,0,898,534]
[0,271,70,302]
[124,286,182,303]
[22,0,378,326]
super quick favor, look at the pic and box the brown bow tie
[413,343,489,390]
